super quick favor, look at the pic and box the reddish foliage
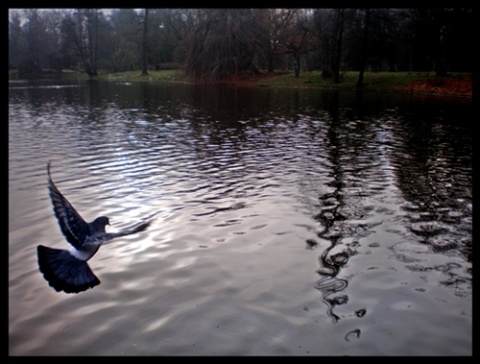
[191,72,472,98]
[399,76,472,97]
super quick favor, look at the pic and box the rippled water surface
[9,79,472,356]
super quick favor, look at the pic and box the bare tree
[141,8,149,76]
[85,9,99,76]
[256,9,296,72]
[332,9,345,83]
[281,10,316,77]
[9,10,24,71]
[60,9,106,77]
[314,9,335,79]
[17,9,44,75]
[185,9,263,80]
[108,9,142,72]
[9,8,474,79]
[356,9,370,88]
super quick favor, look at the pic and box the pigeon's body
[37,162,151,294]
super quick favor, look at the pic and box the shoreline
[9,70,472,99]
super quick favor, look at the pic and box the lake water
[8,79,472,356]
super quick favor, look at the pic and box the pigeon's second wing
[93,220,152,245]
[114,220,152,237]
[47,162,90,249]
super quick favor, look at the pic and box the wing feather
[47,162,90,249]
[86,220,152,246]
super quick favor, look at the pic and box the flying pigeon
[37,162,151,294]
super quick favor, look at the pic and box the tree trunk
[141,9,149,76]
[321,40,332,79]
[90,11,98,76]
[294,55,300,78]
[356,9,370,89]
[84,9,98,77]
[267,52,274,73]
[333,9,345,84]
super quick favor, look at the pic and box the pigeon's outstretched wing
[37,245,100,294]
[47,162,90,249]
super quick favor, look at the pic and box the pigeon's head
[92,216,110,232]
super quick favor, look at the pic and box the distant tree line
[9,8,473,81]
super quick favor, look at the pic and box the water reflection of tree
[310,93,472,320]
[390,112,472,263]
[311,91,384,323]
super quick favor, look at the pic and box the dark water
[9,79,472,356]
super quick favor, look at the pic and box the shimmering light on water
[9,79,471,355]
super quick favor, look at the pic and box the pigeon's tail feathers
[37,245,100,294]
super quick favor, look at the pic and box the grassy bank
[256,71,471,95]
[256,71,430,88]
[8,69,188,83]
[97,70,444,89]
[94,69,473,97]
[9,69,472,97]
[95,69,189,83]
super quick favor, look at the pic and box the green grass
[8,69,188,82]
[95,69,188,82]
[9,69,471,93]
[94,70,444,90]
[256,71,440,89]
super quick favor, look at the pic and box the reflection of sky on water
[9,80,471,355]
